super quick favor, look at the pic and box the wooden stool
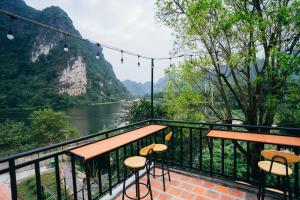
[141,132,172,191]
[257,150,300,200]
[122,148,153,200]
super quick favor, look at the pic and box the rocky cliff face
[0,0,129,108]
[58,56,87,96]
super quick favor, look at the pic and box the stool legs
[122,166,153,200]
[135,170,140,199]
[146,164,153,200]
[153,154,156,178]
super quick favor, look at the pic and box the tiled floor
[0,183,11,200]
[115,169,279,200]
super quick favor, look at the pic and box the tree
[156,0,300,125]
[126,99,167,123]
[0,120,30,156]
[30,108,80,146]
[155,0,300,177]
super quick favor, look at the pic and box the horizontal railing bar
[0,120,150,163]
[152,119,300,132]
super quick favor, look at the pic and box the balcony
[0,119,299,200]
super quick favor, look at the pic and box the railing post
[35,162,43,200]
[151,58,154,119]
[97,157,102,196]
[9,159,18,200]
[199,129,202,170]
[71,156,78,200]
[107,153,112,195]
[189,128,193,168]
[85,162,92,200]
[55,156,62,200]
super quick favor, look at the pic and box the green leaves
[0,108,80,156]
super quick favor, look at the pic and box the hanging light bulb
[63,34,68,52]
[120,50,124,63]
[6,16,16,40]
[137,55,140,67]
[169,57,172,67]
[96,43,100,59]
[6,29,14,40]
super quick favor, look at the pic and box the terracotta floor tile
[114,170,278,200]
[202,180,215,189]
[193,186,206,195]
[206,190,219,199]
[214,184,229,193]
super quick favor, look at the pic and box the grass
[17,171,69,200]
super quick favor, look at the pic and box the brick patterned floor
[115,169,278,200]
[0,183,11,200]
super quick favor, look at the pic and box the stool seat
[153,144,167,152]
[124,156,146,169]
[258,161,292,176]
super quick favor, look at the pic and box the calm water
[0,103,127,136]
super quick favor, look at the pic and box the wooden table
[206,130,300,181]
[68,124,167,199]
[207,130,300,147]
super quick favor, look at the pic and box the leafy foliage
[30,108,79,145]
[0,108,79,157]
[156,0,300,126]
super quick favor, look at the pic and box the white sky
[24,0,175,83]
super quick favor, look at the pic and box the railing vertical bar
[171,126,174,165]
[9,160,18,200]
[233,142,237,180]
[221,139,224,175]
[71,156,78,200]
[116,149,120,182]
[180,127,183,166]
[35,162,43,200]
[246,142,250,182]
[210,138,213,176]
[294,148,299,198]
[97,157,102,196]
[85,162,92,200]
[107,153,112,195]
[199,129,202,170]
[54,156,62,200]
[189,128,193,168]
[130,143,133,156]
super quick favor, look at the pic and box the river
[0,102,128,136]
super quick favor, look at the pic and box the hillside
[0,0,129,109]
[123,77,168,96]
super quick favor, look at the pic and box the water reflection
[64,103,124,136]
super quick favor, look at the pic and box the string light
[6,16,16,40]
[137,55,140,67]
[120,50,124,64]
[96,43,100,59]
[63,34,68,52]
[0,9,204,65]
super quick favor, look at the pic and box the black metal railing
[0,119,299,200]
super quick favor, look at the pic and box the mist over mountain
[122,77,168,96]
[0,0,129,109]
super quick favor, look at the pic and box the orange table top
[207,130,300,147]
[70,125,167,160]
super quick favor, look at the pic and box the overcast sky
[24,0,176,83]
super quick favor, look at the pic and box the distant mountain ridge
[123,77,168,96]
[0,0,129,109]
